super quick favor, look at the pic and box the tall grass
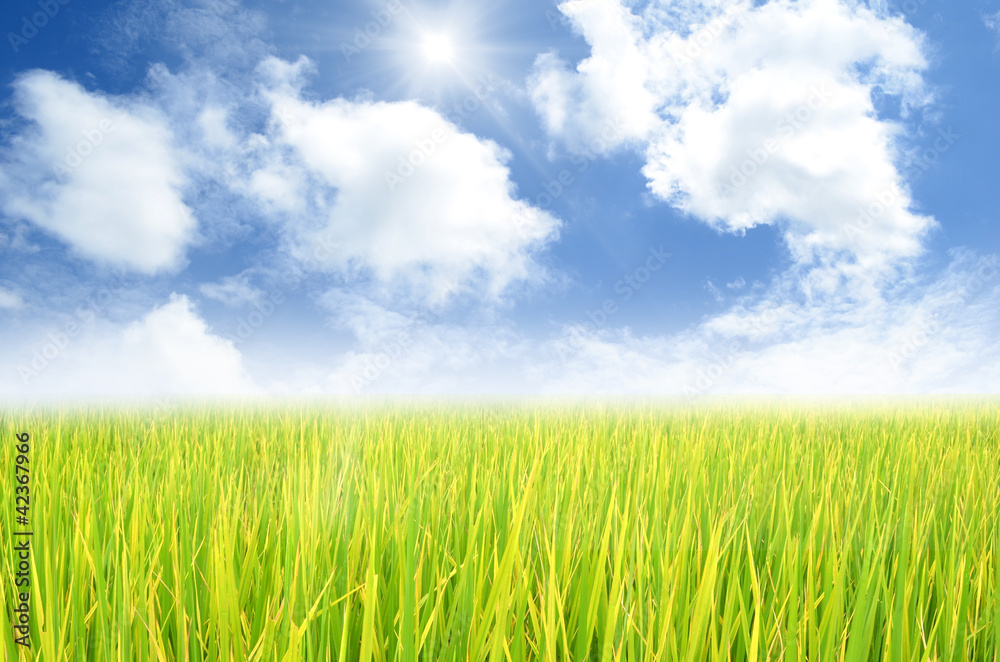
[2,400,999,660]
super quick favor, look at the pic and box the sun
[422,33,454,64]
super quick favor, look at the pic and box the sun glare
[423,33,454,64]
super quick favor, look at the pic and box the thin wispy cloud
[986,11,1000,49]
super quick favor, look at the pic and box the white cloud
[6,257,994,397]
[530,0,935,281]
[199,275,264,307]
[252,57,562,304]
[3,0,993,398]
[3,295,256,396]
[537,251,1000,394]
[726,277,746,291]
[233,246,996,395]
[517,0,1000,393]
[527,0,659,153]
[198,106,237,149]
[986,11,1000,43]
[0,287,23,310]
[0,71,197,274]
[271,290,534,394]
[117,295,254,393]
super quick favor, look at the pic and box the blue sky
[1,0,998,396]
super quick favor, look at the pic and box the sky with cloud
[1,0,998,397]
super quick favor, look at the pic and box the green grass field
[2,401,999,661]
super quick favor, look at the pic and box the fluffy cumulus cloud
[3,295,256,397]
[528,1,660,152]
[530,0,935,281]
[500,0,1000,394]
[250,57,561,304]
[116,296,254,393]
[2,0,995,397]
[0,71,196,273]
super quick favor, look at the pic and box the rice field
[2,400,999,661]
